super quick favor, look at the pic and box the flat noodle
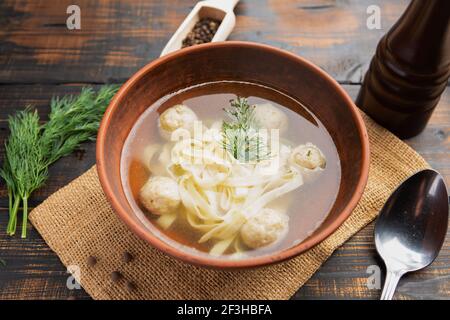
[209,236,236,256]
[141,144,160,172]
[219,186,233,212]
[156,212,177,229]
[179,178,221,222]
[222,173,280,187]
[198,209,246,243]
[246,171,303,218]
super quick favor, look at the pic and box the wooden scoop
[160,0,240,56]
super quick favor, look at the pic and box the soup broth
[121,81,341,258]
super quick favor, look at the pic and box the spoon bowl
[375,169,449,299]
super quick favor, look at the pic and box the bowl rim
[97,41,370,269]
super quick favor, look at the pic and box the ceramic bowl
[97,41,370,268]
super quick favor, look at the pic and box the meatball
[139,176,181,215]
[289,143,326,170]
[254,103,288,132]
[240,208,288,249]
[159,104,198,139]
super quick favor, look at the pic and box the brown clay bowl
[97,41,370,269]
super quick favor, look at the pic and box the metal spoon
[375,169,448,300]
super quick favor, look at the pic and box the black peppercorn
[126,280,137,292]
[122,251,134,263]
[87,255,97,267]
[111,271,122,283]
[182,18,221,48]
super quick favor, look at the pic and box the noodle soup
[121,81,341,258]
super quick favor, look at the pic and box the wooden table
[0,0,448,300]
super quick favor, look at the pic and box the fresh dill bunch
[0,85,119,238]
[221,97,270,163]
[42,85,119,165]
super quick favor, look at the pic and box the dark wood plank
[0,0,410,84]
[0,208,90,300]
[0,83,448,299]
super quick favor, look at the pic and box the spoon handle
[380,269,403,300]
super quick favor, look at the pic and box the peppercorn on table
[0,0,449,299]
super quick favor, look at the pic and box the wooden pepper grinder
[356,0,450,139]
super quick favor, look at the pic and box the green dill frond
[4,109,47,197]
[221,97,270,162]
[223,97,258,131]
[42,85,119,165]
[0,109,46,237]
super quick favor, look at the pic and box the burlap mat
[29,113,429,299]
